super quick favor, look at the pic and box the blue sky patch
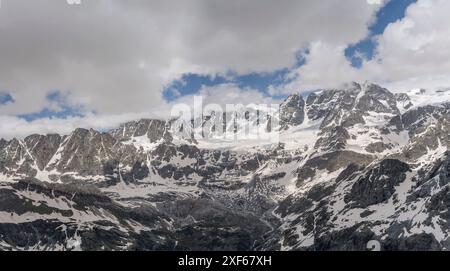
[233,69,291,93]
[345,0,417,67]
[163,74,229,101]
[0,92,14,105]
[163,69,293,102]
[19,91,85,121]
[163,57,306,102]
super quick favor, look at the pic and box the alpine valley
[1,82,450,251]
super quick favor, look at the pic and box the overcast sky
[0,0,449,138]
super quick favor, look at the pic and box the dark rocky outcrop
[345,159,411,207]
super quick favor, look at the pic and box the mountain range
[1,82,450,251]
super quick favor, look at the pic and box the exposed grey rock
[345,159,411,207]
[279,94,305,129]
[297,151,374,184]
[365,142,393,153]
[52,128,118,176]
[356,83,399,115]
[110,119,173,143]
[306,91,336,121]
[309,83,402,152]
[24,134,62,171]
[395,93,414,110]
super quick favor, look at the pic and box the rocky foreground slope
[1,82,449,251]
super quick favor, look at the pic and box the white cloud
[364,0,450,84]
[0,84,280,139]
[175,83,280,108]
[367,0,384,5]
[281,42,361,92]
[280,0,450,94]
[0,0,382,119]
[6,0,450,138]
[0,113,150,140]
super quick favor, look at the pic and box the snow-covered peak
[404,87,450,109]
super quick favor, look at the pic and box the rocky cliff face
[1,82,450,251]
[279,94,305,129]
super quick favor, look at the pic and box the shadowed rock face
[356,84,399,115]
[1,83,450,251]
[296,151,374,185]
[365,142,393,153]
[399,105,448,135]
[345,159,411,208]
[391,105,450,161]
[395,93,414,111]
[0,179,270,251]
[279,94,305,129]
[53,129,119,176]
[24,134,62,171]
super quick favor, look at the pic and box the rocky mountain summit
[1,82,450,251]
